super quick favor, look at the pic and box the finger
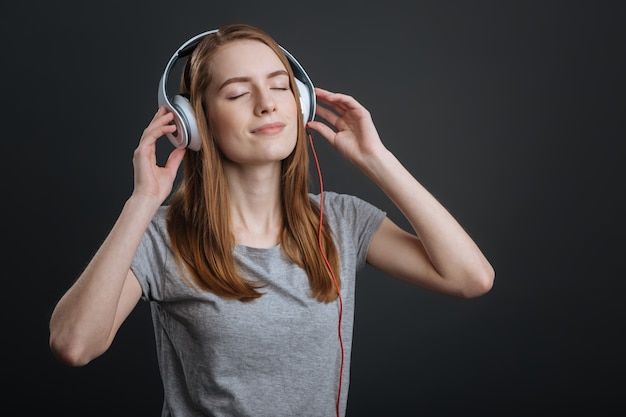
[146,107,175,131]
[306,120,338,146]
[164,148,186,174]
[154,109,175,125]
[142,122,176,143]
[151,106,170,122]
[139,117,177,147]
[315,88,362,113]
[314,104,342,127]
[314,88,344,114]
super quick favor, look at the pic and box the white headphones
[157,29,316,151]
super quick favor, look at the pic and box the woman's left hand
[306,87,387,169]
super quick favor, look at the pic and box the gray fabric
[131,192,386,417]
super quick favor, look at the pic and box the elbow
[50,337,90,367]
[49,332,103,367]
[460,262,495,299]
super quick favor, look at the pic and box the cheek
[283,95,299,132]
[209,109,240,144]
[287,122,298,147]
[285,94,299,119]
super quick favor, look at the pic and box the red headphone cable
[308,131,344,417]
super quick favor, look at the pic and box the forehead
[210,39,286,79]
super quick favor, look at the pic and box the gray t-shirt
[131,191,386,417]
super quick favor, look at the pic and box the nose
[254,89,277,116]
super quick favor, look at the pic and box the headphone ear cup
[294,78,313,124]
[169,94,202,151]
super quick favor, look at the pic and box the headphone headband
[157,29,315,151]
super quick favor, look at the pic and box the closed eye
[227,92,249,100]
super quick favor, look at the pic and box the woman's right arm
[49,107,185,366]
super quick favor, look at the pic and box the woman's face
[204,39,299,165]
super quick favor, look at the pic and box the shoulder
[309,191,372,208]
[309,191,382,216]
[140,205,170,244]
[309,192,386,235]
[150,205,169,230]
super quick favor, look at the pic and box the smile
[252,122,285,135]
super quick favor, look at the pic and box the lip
[251,122,285,135]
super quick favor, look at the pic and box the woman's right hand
[132,106,186,203]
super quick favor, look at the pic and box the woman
[49,23,494,417]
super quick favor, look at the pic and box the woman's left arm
[307,87,495,298]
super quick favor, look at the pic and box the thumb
[164,148,186,173]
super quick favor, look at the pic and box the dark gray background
[3,0,624,415]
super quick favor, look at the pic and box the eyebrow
[217,70,289,91]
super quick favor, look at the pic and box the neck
[224,162,284,248]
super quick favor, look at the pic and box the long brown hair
[166,23,341,302]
